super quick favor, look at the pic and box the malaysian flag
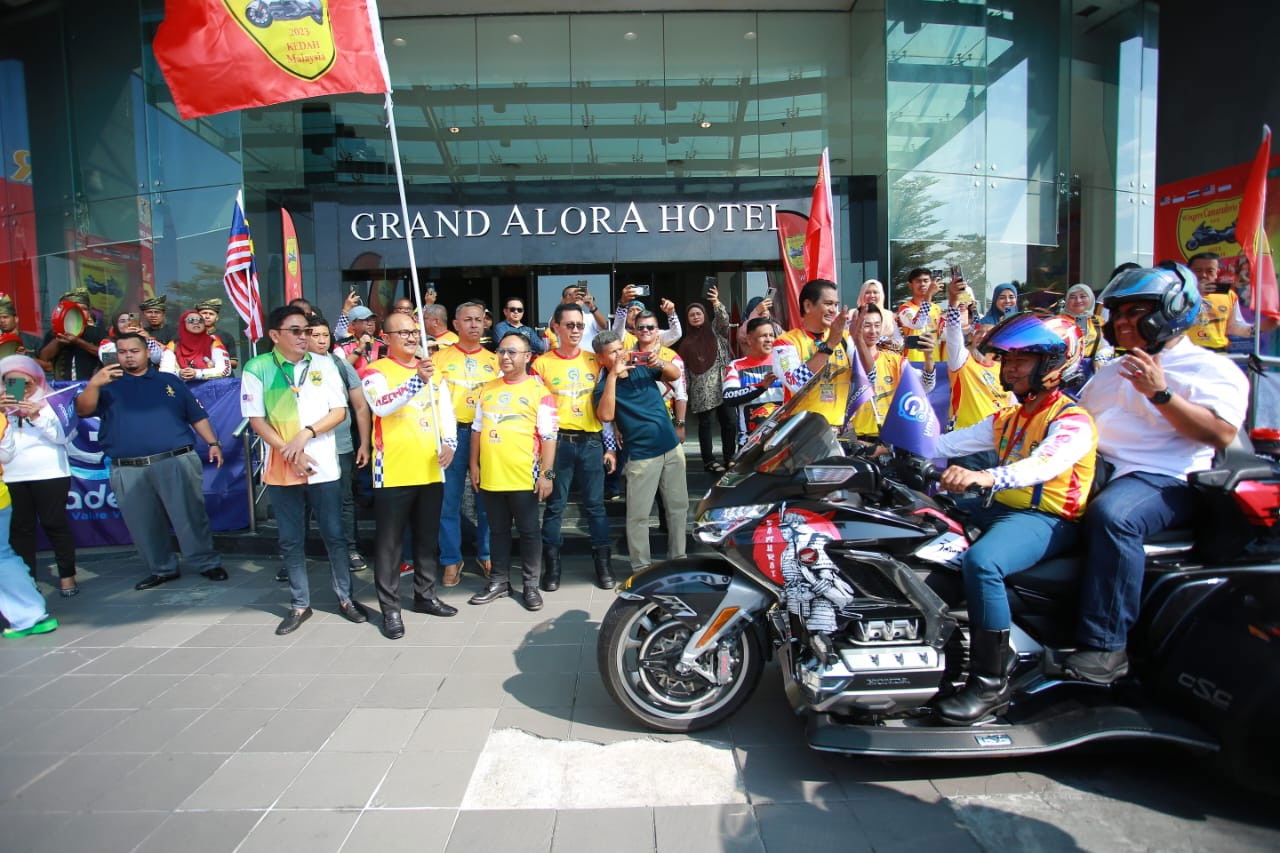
[223,191,264,341]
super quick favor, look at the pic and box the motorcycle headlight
[694,504,773,545]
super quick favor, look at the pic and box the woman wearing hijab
[161,310,231,381]
[1061,283,1113,385]
[0,408,58,637]
[0,355,78,596]
[680,288,735,473]
[978,283,1019,328]
[858,278,904,348]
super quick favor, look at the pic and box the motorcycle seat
[1007,526,1197,600]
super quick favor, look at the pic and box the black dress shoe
[468,582,510,605]
[274,567,289,583]
[522,586,544,611]
[200,566,229,582]
[382,611,405,640]
[275,607,313,635]
[338,599,369,624]
[1063,648,1129,684]
[135,572,180,591]
[413,596,459,617]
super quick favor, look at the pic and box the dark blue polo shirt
[91,368,207,459]
[593,366,679,461]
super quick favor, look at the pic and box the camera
[633,284,651,298]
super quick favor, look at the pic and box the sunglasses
[559,322,585,330]
[276,326,308,336]
[496,347,530,357]
[505,306,524,313]
[636,324,658,331]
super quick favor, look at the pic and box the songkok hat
[0,295,14,315]
[61,289,91,306]
[196,297,223,313]
[140,294,167,310]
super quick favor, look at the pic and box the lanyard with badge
[813,333,841,403]
[274,351,311,397]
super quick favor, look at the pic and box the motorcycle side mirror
[802,459,879,496]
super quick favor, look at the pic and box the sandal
[704,462,726,474]
[58,579,80,598]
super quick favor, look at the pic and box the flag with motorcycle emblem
[879,363,941,460]
[153,0,391,121]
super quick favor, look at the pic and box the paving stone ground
[2,548,1278,853]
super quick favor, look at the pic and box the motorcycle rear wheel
[598,598,763,733]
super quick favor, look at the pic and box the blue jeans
[0,506,48,632]
[1077,471,1196,651]
[440,425,490,566]
[267,481,352,610]
[541,434,609,549]
[963,504,1081,631]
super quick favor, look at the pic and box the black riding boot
[541,545,562,592]
[592,545,615,589]
[934,628,1015,726]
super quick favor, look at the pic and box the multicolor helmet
[980,311,1083,393]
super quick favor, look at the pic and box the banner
[774,210,808,330]
[281,207,303,303]
[38,378,250,549]
[153,0,391,120]
[0,59,39,335]
[1154,149,1280,291]
[803,148,838,287]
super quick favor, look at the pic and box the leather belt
[114,446,194,467]
[557,429,601,443]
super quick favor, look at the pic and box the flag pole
[383,90,441,451]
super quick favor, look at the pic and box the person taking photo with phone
[76,333,227,592]
[0,356,79,596]
[680,286,734,473]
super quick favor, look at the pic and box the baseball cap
[348,306,375,320]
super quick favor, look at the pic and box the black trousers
[694,404,735,467]
[481,489,541,590]
[373,483,443,614]
[8,477,75,579]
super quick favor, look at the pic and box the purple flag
[879,363,941,459]
[840,349,874,428]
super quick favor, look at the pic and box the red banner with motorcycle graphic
[774,210,808,330]
[153,0,391,121]
[1154,149,1280,289]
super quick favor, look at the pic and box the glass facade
[0,1,1158,335]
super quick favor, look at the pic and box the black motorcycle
[598,364,1280,793]
[1185,220,1238,252]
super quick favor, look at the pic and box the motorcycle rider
[931,312,1098,725]
[1064,264,1249,683]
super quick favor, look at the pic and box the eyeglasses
[496,347,530,357]
[636,324,658,331]
[184,318,203,325]
[386,329,420,339]
[276,326,308,336]
[559,322,585,330]
[505,306,524,313]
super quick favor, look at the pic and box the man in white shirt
[1067,264,1249,683]
[242,305,371,636]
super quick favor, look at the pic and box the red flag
[774,210,809,329]
[1238,126,1278,320]
[154,0,390,121]
[224,192,265,341]
[803,148,838,285]
[281,208,303,303]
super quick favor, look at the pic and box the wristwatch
[815,341,834,356]
[542,470,557,481]
[674,419,686,428]
[1149,388,1173,406]
[209,441,222,448]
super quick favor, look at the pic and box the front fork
[619,574,773,686]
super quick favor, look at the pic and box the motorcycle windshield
[726,362,847,479]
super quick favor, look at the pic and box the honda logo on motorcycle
[227,1,337,81]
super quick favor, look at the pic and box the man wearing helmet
[1065,264,1249,684]
[929,312,1098,725]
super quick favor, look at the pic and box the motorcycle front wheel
[598,598,763,733]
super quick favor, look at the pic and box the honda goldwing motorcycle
[1184,220,1238,252]
[598,364,1280,792]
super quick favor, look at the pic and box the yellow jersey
[1187,292,1235,350]
[849,350,903,437]
[896,300,942,364]
[361,357,451,488]
[473,375,558,491]
[433,344,499,425]
[531,349,604,432]
[992,392,1096,520]
[949,356,1011,431]
[772,328,852,427]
